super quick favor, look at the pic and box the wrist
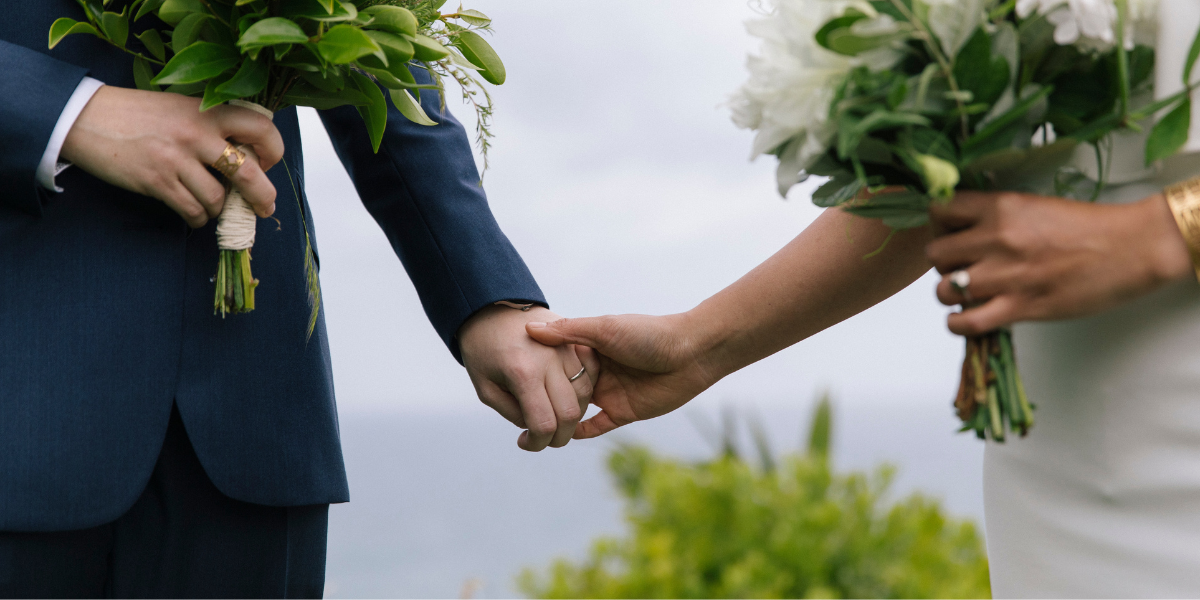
[679,303,738,387]
[1142,192,1196,284]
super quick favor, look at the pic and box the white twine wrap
[216,100,274,251]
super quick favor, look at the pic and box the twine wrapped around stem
[213,99,272,317]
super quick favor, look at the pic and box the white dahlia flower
[729,0,901,196]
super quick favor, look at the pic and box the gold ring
[212,144,246,180]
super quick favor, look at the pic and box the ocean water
[323,397,986,599]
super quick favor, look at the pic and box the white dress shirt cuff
[36,76,105,193]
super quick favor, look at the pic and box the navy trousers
[0,407,329,599]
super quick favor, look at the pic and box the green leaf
[365,30,415,65]
[1187,25,1200,85]
[171,12,211,51]
[1146,99,1192,165]
[811,171,862,207]
[132,55,161,91]
[300,68,346,92]
[317,25,381,64]
[100,11,129,48]
[151,42,241,85]
[350,71,387,152]
[281,0,356,22]
[157,0,204,26]
[283,81,372,110]
[137,29,166,61]
[407,33,450,61]
[136,0,167,21]
[200,72,237,111]
[841,190,932,229]
[389,88,437,126]
[361,6,417,36]
[48,18,101,49]
[214,57,268,97]
[239,17,309,48]
[456,9,491,27]
[453,30,504,85]
[164,81,206,96]
[814,14,866,51]
[962,85,1054,157]
[954,29,1009,109]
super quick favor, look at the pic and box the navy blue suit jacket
[0,2,546,532]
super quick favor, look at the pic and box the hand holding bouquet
[731,0,1200,441]
[51,0,506,330]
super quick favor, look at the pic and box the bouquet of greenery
[50,0,505,329]
[731,0,1200,441]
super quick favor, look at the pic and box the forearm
[687,208,933,380]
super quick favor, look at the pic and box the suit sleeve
[0,39,90,216]
[319,67,547,363]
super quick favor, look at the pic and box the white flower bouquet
[732,0,1200,441]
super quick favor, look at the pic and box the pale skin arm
[527,192,1194,440]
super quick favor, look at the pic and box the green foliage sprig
[50,0,506,160]
[51,0,507,332]
[519,397,992,599]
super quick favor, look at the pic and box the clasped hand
[522,190,1197,443]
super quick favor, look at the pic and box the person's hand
[61,86,283,228]
[525,313,719,439]
[459,305,601,451]
[926,190,1194,335]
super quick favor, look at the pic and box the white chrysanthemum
[1016,0,1157,50]
[729,0,900,196]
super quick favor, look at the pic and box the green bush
[518,398,991,599]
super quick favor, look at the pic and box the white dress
[984,5,1200,596]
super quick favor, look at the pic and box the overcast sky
[299,0,964,419]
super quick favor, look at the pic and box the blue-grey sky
[300,0,963,418]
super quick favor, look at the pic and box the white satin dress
[984,4,1200,597]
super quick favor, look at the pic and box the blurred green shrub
[518,396,991,599]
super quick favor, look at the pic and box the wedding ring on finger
[212,144,247,180]
[569,365,587,382]
[949,269,973,304]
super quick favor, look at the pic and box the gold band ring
[212,144,247,180]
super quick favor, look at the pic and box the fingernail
[527,322,547,329]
